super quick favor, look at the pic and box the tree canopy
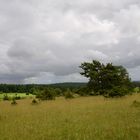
[80,60,131,97]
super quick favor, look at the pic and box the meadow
[0,93,34,100]
[0,94,140,140]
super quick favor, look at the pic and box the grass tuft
[132,100,140,107]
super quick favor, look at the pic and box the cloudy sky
[0,0,140,84]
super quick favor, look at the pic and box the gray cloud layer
[0,0,140,83]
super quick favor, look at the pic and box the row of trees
[0,84,35,93]
[0,83,85,94]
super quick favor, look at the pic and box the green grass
[0,93,34,100]
[0,94,140,140]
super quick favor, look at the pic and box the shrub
[76,87,90,96]
[132,100,140,107]
[14,96,21,100]
[31,99,38,104]
[36,92,42,99]
[26,93,29,95]
[36,88,55,100]
[11,98,17,105]
[54,88,62,96]
[12,94,21,100]
[3,94,9,100]
[64,89,74,99]
[134,87,140,93]
[103,86,129,98]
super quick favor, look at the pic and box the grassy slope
[0,94,140,140]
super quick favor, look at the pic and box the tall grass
[0,94,140,140]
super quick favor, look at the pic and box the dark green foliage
[76,87,91,96]
[13,94,21,100]
[11,98,17,105]
[35,92,42,99]
[54,88,62,96]
[26,93,29,95]
[132,81,140,88]
[76,87,100,96]
[49,82,87,90]
[0,84,36,93]
[0,83,86,94]
[14,96,21,100]
[36,88,55,100]
[80,60,131,97]
[103,86,129,98]
[3,94,9,100]
[64,89,74,99]
[31,99,38,104]
[32,89,41,97]
[80,60,103,93]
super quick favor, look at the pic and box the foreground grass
[0,94,140,140]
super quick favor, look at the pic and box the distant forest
[0,82,139,93]
[132,81,140,88]
[0,83,87,93]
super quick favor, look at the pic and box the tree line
[0,83,86,94]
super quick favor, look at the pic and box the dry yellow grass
[0,94,140,140]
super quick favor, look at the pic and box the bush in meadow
[31,99,38,104]
[11,98,17,105]
[3,94,9,100]
[36,88,55,100]
[64,89,74,99]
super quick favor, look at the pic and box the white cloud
[0,0,140,83]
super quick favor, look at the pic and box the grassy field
[0,94,140,140]
[0,93,34,100]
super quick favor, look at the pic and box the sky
[0,0,140,84]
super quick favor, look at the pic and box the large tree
[80,60,131,97]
